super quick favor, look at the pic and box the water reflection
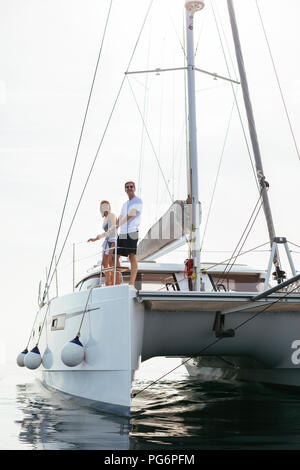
[16,381,130,450]
[130,377,300,450]
[12,370,300,450]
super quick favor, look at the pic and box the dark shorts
[116,232,139,257]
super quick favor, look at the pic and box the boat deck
[136,290,300,312]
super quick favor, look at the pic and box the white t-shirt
[119,196,143,234]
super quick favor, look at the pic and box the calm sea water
[1,359,300,450]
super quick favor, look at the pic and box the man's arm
[116,208,137,228]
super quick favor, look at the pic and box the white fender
[16,348,28,367]
[42,346,53,369]
[61,336,85,367]
[24,346,42,370]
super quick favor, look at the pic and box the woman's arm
[87,233,104,242]
[107,213,117,234]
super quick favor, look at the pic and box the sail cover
[137,200,200,261]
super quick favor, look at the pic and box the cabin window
[210,274,264,293]
[79,276,102,291]
[76,271,180,291]
[100,270,177,291]
[134,272,178,291]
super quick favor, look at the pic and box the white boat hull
[185,357,300,390]
[39,370,132,416]
[33,285,144,417]
[28,287,300,415]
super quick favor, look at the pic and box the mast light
[185,1,205,13]
[185,2,205,30]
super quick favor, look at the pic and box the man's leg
[128,253,138,286]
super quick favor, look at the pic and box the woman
[88,200,117,286]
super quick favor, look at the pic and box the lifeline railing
[39,237,300,305]
[38,238,125,305]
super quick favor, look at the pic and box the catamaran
[17,0,300,417]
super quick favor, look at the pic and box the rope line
[77,288,95,337]
[25,310,40,350]
[36,303,51,347]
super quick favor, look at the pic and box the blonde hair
[99,200,111,217]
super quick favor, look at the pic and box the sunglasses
[126,185,135,189]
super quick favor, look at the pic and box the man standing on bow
[116,181,143,286]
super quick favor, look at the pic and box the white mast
[185,1,204,291]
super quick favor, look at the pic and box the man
[116,181,143,286]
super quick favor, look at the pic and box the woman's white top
[102,213,117,242]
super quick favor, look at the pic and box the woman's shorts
[116,232,139,257]
[102,239,116,256]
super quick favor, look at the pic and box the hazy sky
[1,0,300,363]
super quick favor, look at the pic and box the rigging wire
[132,281,300,398]
[43,0,155,300]
[137,27,152,199]
[201,241,270,271]
[209,0,259,192]
[200,97,236,253]
[156,36,168,221]
[24,310,40,351]
[175,120,187,194]
[36,303,51,347]
[288,241,300,251]
[156,241,270,292]
[211,0,238,83]
[194,9,206,58]
[77,288,95,337]
[255,0,300,162]
[126,76,173,203]
[215,192,264,287]
[42,0,114,302]
[168,9,187,60]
